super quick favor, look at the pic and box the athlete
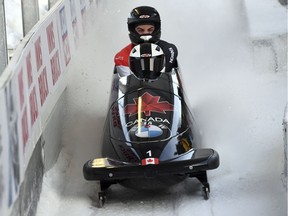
[114,6,178,77]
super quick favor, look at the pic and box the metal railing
[0,0,8,76]
[21,0,40,36]
[0,0,59,76]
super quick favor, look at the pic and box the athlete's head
[129,43,165,81]
[127,6,161,44]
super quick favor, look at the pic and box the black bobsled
[83,43,219,207]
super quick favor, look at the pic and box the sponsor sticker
[130,124,163,138]
[139,15,150,19]
[91,158,107,168]
[140,54,152,58]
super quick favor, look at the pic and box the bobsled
[83,43,220,207]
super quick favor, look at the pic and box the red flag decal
[141,158,159,166]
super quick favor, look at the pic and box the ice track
[36,0,287,216]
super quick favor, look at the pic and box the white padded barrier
[0,0,99,215]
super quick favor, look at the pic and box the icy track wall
[0,1,99,215]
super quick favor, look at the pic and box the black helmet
[127,6,161,44]
[129,43,165,80]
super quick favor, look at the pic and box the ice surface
[244,0,287,38]
[24,0,286,215]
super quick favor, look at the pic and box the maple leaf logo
[124,92,174,116]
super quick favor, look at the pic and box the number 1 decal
[146,150,152,157]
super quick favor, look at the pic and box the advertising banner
[27,10,68,165]
[12,52,39,170]
[9,7,64,169]
[42,13,64,94]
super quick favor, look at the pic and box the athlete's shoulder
[158,40,177,49]
[114,43,134,66]
[158,40,178,62]
[158,40,178,56]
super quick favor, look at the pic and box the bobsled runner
[83,43,220,207]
